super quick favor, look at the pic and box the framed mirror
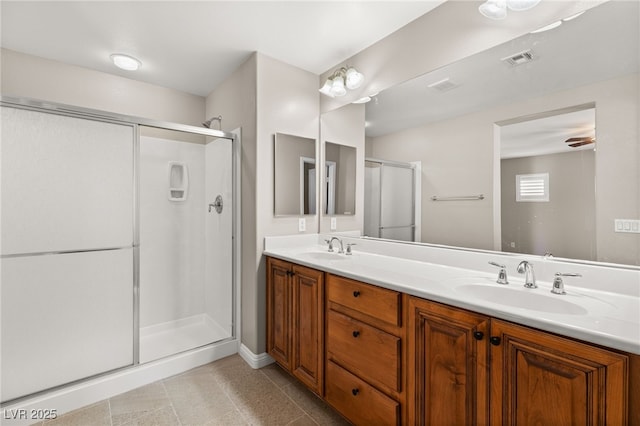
[363,1,638,266]
[324,142,356,215]
[274,132,317,216]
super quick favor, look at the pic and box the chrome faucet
[551,272,582,295]
[517,261,537,288]
[325,237,344,254]
[488,262,509,284]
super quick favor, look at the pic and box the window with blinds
[516,173,549,202]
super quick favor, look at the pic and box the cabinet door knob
[353,290,360,298]
[351,388,359,396]
[473,331,484,340]
[489,336,501,346]
[352,330,360,338]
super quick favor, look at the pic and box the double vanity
[264,234,640,425]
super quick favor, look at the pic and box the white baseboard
[238,343,274,369]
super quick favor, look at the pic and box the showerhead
[202,115,223,129]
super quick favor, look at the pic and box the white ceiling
[365,0,638,157]
[0,1,444,97]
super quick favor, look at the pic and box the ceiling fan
[565,136,595,148]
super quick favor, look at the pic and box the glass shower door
[138,127,233,363]
[1,106,135,403]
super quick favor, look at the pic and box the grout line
[107,399,114,426]
[160,381,183,426]
[259,370,321,426]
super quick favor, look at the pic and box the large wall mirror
[324,142,356,215]
[363,1,639,266]
[274,132,317,216]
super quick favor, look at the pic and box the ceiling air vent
[501,49,536,67]
[427,78,459,93]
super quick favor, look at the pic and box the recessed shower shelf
[168,162,188,201]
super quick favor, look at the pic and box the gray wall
[319,104,365,233]
[206,53,319,355]
[1,48,205,125]
[367,73,638,265]
[501,150,596,260]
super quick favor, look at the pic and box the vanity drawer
[326,360,399,426]
[327,274,401,326]
[327,310,401,392]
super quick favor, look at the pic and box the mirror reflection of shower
[364,158,420,242]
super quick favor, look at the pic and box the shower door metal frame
[1,96,241,402]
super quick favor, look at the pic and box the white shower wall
[139,135,232,363]
[140,137,206,326]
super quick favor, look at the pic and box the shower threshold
[140,314,229,364]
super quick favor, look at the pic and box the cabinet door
[408,297,490,426]
[266,258,291,369]
[490,319,628,426]
[291,264,324,395]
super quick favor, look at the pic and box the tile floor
[36,355,350,426]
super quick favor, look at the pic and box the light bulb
[319,79,334,97]
[110,53,141,71]
[330,76,347,97]
[506,0,541,11]
[479,0,507,20]
[345,67,364,90]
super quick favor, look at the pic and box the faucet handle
[324,239,334,252]
[488,261,509,285]
[346,243,357,255]
[551,273,582,295]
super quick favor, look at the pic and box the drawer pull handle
[490,336,501,346]
[473,331,484,340]
[352,330,360,338]
[351,388,359,396]
[353,290,361,298]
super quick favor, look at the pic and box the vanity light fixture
[478,0,540,20]
[110,53,142,71]
[319,66,364,98]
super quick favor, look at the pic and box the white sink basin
[455,283,613,316]
[298,251,349,261]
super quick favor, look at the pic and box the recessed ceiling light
[530,20,562,34]
[110,53,141,71]
[353,96,371,104]
[562,11,585,22]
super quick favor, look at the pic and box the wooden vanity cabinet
[407,297,490,426]
[267,257,633,425]
[325,274,406,425]
[490,319,628,426]
[266,257,324,395]
[408,296,629,426]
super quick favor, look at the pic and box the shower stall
[0,97,239,409]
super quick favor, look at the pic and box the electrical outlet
[298,218,306,232]
[330,217,337,231]
[614,219,640,233]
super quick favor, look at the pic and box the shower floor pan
[140,314,230,364]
